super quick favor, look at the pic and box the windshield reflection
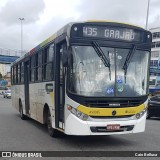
[69,46,149,97]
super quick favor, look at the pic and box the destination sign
[82,26,141,42]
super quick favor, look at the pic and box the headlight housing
[130,101,148,120]
[67,105,90,121]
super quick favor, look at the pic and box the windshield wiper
[92,41,111,80]
[122,45,137,83]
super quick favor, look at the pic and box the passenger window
[30,56,35,82]
[43,43,54,80]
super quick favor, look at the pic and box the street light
[19,18,24,56]
[145,0,150,29]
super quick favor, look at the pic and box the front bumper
[64,113,146,135]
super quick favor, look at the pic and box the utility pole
[19,18,24,55]
[145,0,150,29]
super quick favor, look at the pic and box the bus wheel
[47,109,59,137]
[19,101,26,120]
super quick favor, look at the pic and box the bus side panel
[11,85,25,113]
[37,82,55,125]
[34,83,43,123]
[11,85,17,110]
[28,82,55,125]
[29,83,37,120]
[19,85,26,114]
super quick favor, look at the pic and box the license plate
[106,124,120,130]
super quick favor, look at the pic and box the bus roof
[12,20,145,65]
[86,20,144,29]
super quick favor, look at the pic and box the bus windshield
[69,45,149,97]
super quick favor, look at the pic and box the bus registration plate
[106,124,120,130]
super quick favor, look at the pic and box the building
[0,64,11,76]
[0,64,6,76]
[149,27,160,94]
[3,72,11,87]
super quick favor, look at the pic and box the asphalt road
[0,95,160,160]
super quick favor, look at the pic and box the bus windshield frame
[68,42,150,98]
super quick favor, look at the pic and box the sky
[0,0,160,53]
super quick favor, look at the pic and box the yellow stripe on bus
[86,20,143,29]
[77,104,145,116]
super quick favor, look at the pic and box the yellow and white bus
[11,21,152,137]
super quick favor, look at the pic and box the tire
[146,110,151,119]
[19,101,26,120]
[47,109,59,137]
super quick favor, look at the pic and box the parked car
[147,95,160,119]
[0,86,8,95]
[3,90,11,98]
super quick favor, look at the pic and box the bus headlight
[131,108,147,120]
[67,105,90,121]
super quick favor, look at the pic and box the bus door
[55,42,67,129]
[24,60,30,115]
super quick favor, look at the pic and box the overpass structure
[0,47,27,76]
[0,47,27,64]
[0,47,27,85]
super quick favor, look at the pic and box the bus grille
[90,115,134,119]
[84,100,142,108]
